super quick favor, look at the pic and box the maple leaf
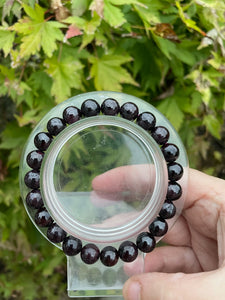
[157,97,184,131]
[44,53,84,103]
[0,28,15,57]
[10,4,66,58]
[89,53,138,91]
[103,0,126,28]
[89,0,147,25]
[64,12,101,35]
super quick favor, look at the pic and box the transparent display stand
[19,91,188,298]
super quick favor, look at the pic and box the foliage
[0,0,224,299]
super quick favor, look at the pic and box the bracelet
[24,98,183,267]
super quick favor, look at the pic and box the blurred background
[0,0,224,299]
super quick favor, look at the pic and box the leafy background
[0,0,224,299]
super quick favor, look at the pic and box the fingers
[92,164,155,194]
[144,245,202,273]
[217,207,225,267]
[92,167,225,210]
[161,215,191,246]
[124,245,201,277]
[184,169,225,209]
[123,268,225,300]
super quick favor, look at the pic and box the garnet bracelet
[24,98,183,267]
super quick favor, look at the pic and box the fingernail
[126,281,141,300]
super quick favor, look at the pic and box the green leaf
[176,1,206,36]
[133,0,163,28]
[152,34,196,65]
[71,0,89,16]
[84,11,101,34]
[104,0,126,28]
[63,16,86,28]
[89,53,138,91]
[11,4,66,58]
[152,34,175,59]
[64,12,101,37]
[15,109,39,126]
[157,97,184,130]
[203,115,221,139]
[0,28,15,57]
[44,52,84,103]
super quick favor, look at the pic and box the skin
[92,168,225,300]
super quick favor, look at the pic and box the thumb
[123,268,225,300]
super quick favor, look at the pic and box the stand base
[67,254,144,298]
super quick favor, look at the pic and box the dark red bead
[100,246,119,267]
[159,201,176,219]
[101,98,120,115]
[149,217,168,237]
[81,244,100,264]
[162,143,179,162]
[47,117,66,136]
[151,126,169,145]
[136,232,156,253]
[47,223,67,243]
[120,102,139,120]
[35,208,53,227]
[81,99,100,117]
[118,241,138,263]
[26,150,44,170]
[63,106,81,124]
[24,170,40,189]
[168,162,183,181]
[26,189,43,209]
[167,181,182,201]
[137,112,156,130]
[62,236,82,256]
[34,132,52,151]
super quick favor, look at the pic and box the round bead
[26,150,44,170]
[34,132,52,151]
[81,99,100,117]
[26,189,43,209]
[47,223,67,243]
[35,208,53,227]
[62,236,82,256]
[136,232,156,253]
[120,102,139,120]
[167,181,182,201]
[149,217,168,237]
[118,241,138,263]
[162,143,179,162]
[168,162,183,181]
[137,112,156,130]
[159,201,176,219]
[101,98,120,115]
[47,117,66,136]
[151,126,169,145]
[100,246,119,267]
[63,106,81,124]
[81,244,100,264]
[24,170,40,189]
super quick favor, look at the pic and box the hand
[93,168,225,300]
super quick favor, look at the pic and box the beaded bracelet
[24,98,183,267]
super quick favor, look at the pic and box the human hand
[93,168,225,300]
